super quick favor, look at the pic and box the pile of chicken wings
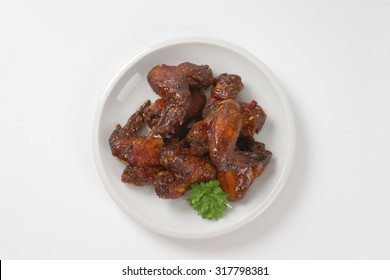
[109,62,272,201]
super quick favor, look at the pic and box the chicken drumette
[209,99,272,201]
[187,73,267,156]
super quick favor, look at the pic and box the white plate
[93,37,295,239]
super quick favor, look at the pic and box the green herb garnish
[187,180,230,220]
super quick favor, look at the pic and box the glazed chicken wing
[208,99,272,201]
[186,74,242,156]
[109,100,163,166]
[188,73,267,155]
[218,142,272,201]
[144,89,206,139]
[208,99,242,170]
[204,73,266,137]
[109,133,163,166]
[147,62,213,138]
[155,140,217,198]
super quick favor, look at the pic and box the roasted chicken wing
[147,62,212,138]
[208,99,272,200]
[218,141,272,201]
[109,100,163,166]
[188,73,267,157]
[155,140,217,198]
[144,89,206,139]
[207,99,267,165]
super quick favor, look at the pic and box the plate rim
[92,37,296,239]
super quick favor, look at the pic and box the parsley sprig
[187,180,230,220]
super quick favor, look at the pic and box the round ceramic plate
[93,37,295,239]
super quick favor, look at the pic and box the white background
[1,0,389,259]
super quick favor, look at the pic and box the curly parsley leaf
[187,180,230,220]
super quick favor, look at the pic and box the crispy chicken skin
[147,62,212,138]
